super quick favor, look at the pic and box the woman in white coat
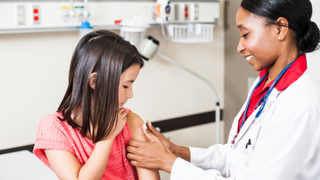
[126,0,320,179]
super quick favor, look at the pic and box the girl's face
[236,7,280,71]
[118,64,140,108]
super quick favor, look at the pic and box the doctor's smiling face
[236,7,281,71]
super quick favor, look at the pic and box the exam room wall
[0,26,224,150]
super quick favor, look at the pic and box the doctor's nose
[237,39,245,54]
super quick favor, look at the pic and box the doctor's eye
[123,86,128,89]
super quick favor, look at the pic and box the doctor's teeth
[246,55,253,61]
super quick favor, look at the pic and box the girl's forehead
[120,64,140,81]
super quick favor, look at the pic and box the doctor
[126,0,320,179]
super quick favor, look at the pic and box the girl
[34,30,160,180]
[126,0,320,179]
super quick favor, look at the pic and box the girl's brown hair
[58,30,144,143]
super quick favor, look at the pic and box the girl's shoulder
[35,112,83,148]
[127,112,144,127]
[37,112,70,133]
[126,112,148,142]
[34,112,78,168]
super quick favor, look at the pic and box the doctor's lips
[245,55,254,61]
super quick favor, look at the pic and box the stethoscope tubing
[240,60,296,130]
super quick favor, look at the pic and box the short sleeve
[33,113,75,168]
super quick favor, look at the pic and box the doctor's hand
[126,125,178,173]
[145,121,191,162]
[145,121,177,154]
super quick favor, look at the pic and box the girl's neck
[71,105,83,126]
[71,104,97,140]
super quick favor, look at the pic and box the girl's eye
[241,33,249,39]
[123,86,128,89]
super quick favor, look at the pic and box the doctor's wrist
[174,146,191,162]
[170,144,178,156]
[162,153,178,173]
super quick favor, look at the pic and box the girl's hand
[107,107,129,140]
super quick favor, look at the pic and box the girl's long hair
[57,30,144,143]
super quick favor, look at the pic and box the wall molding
[152,109,223,133]
[0,144,34,155]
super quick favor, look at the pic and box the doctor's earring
[278,37,281,40]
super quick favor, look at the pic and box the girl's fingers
[118,107,125,113]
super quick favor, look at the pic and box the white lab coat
[170,70,320,180]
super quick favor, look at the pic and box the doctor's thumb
[143,126,157,142]
[147,120,160,135]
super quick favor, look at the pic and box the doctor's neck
[266,41,299,84]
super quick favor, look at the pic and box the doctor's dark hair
[240,0,320,54]
[57,30,144,143]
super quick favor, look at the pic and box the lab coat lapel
[228,77,260,144]
[233,89,281,144]
[233,109,258,144]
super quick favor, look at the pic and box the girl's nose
[127,90,133,99]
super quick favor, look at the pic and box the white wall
[307,0,320,83]
[0,26,224,150]
[0,2,224,180]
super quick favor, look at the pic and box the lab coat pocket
[242,126,261,168]
[243,139,254,167]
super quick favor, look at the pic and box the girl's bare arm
[127,112,161,180]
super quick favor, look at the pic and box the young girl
[33,30,160,180]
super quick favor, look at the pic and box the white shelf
[0,22,220,34]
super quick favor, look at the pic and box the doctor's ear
[89,72,97,89]
[275,17,289,41]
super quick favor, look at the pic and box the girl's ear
[89,72,97,89]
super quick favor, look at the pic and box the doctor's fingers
[128,139,149,148]
[127,147,164,170]
[127,139,165,161]
[126,144,155,167]
[130,159,163,170]
[147,120,176,153]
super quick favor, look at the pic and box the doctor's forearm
[173,146,190,162]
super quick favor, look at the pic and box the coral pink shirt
[33,112,137,180]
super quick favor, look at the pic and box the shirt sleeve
[170,144,229,180]
[33,114,74,168]
[171,157,232,180]
[189,144,228,176]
